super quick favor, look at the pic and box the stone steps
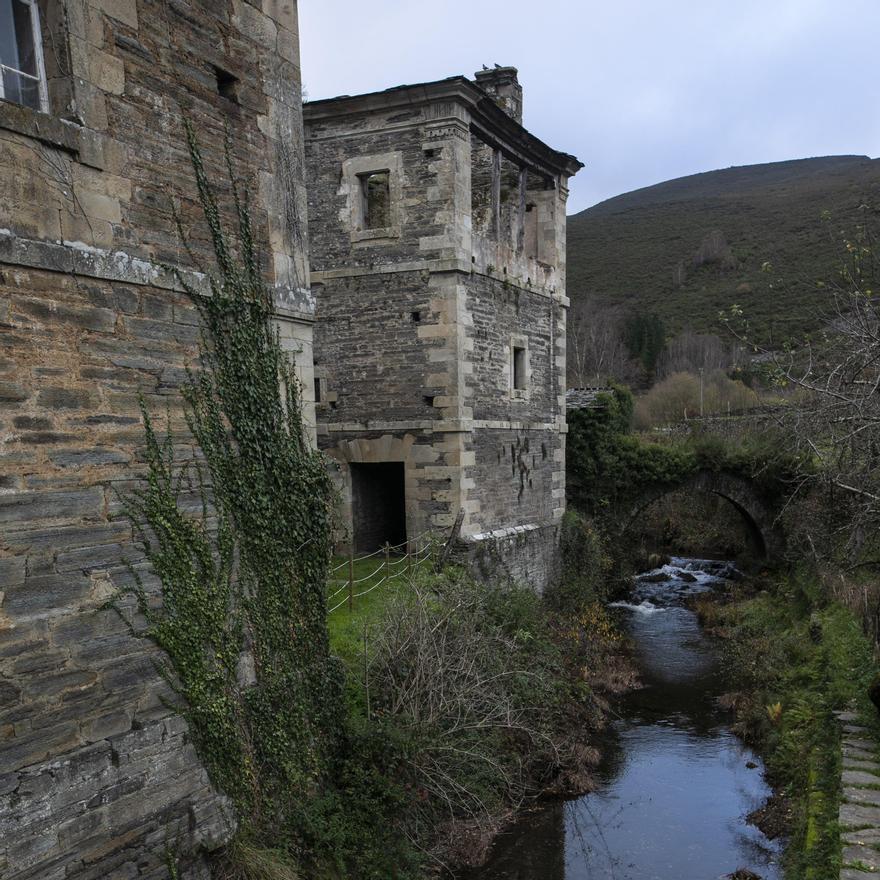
[837,710,880,877]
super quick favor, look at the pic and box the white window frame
[0,0,50,114]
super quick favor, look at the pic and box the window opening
[215,66,240,103]
[313,377,322,404]
[360,170,391,229]
[0,0,48,112]
[512,345,527,391]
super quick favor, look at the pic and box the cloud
[299,0,880,213]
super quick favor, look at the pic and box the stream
[470,557,783,880]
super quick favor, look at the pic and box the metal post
[348,548,354,612]
[384,541,390,578]
[363,622,370,721]
[699,367,704,418]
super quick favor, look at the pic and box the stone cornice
[309,258,566,303]
[0,231,314,322]
[304,77,583,179]
[321,418,565,434]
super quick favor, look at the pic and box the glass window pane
[3,68,39,109]
[0,0,18,71]
[12,0,37,76]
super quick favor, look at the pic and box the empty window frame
[359,170,391,229]
[214,66,240,103]
[0,0,48,112]
[512,344,527,391]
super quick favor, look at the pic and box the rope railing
[326,531,439,615]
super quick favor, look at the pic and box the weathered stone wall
[304,72,576,590]
[467,427,562,530]
[313,270,440,425]
[305,115,456,271]
[456,522,562,594]
[0,2,311,878]
[465,274,562,421]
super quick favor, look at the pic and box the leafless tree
[657,330,733,378]
[567,296,638,387]
[724,216,880,565]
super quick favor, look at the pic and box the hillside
[566,156,880,342]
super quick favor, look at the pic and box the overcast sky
[299,1,880,215]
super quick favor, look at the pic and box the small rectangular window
[313,377,322,403]
[512,345,527,391]
[0,0,48,112]
[360,170,391,229]
[215,66,240,103]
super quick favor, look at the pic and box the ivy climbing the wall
[119,121,342,834]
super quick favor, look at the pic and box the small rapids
[468,557,782,880]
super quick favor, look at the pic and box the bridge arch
[622,469,785,561]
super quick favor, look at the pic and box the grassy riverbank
[696,571,879,879]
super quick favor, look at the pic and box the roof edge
[303,77,583,178]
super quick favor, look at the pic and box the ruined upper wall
[303,74,581,298]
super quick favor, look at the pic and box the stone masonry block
[95,0,139,28]
[89,50,126,96]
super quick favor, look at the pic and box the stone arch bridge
[622,468,786,561]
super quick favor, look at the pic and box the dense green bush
[567,385,805,520]
[554,511,615,610]
[567,385,695,513]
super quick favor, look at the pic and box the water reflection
[470,558,782,880]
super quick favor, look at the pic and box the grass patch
[325,554,434,666]
[716,572,879,879]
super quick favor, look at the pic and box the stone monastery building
[0,1,580,877]
[305,68,581,587]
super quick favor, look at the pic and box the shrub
[359,569,570,859]
[553,511,614,611]
[633,370,759,428]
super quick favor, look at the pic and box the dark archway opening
[627,487,768,564]
[350,462,407,553]
[711,491,768,560]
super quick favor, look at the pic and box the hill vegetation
[567,155,880,344]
